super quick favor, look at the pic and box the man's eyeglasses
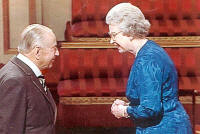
[108,31,122,39]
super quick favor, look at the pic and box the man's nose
[110,38,114,44]
[55,49,59,56]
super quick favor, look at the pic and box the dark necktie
[38,75,47,94]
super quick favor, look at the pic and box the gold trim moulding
[60,97,128,105]
[59,96,200,105]
[61,36,200,48]
[61,41,115,48]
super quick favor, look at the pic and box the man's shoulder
[0,60,27,81]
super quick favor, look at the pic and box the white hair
[18,24,53,53]
[106,3,151,38]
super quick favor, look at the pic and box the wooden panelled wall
[2,0,37,54]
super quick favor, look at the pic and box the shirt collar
[135,39,148,56]
[17,53,42,77]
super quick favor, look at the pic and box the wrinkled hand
[111,99,129,119]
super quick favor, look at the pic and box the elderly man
[0,24,59,134]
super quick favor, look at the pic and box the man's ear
[34,46,40,60]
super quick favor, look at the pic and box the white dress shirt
[17,53,47,92]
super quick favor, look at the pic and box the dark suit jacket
[0,56,57,134]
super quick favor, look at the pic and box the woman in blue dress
[106,3,192,134]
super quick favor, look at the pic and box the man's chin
[44,64,53,70]
[48,64,53,69]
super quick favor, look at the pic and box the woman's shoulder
[139,40,166,57]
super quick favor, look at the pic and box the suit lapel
[46,88,57,124]
[31,75,51,102]
[31,75,57,123]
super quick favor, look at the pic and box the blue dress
[126,40,192,134]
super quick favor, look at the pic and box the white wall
[9,0,29,48]
[0,0,13,63]
[0,0,71,64]
[42,0,71,41]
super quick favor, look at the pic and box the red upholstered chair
[65,0,200,40]
[57,48,135,128]
[58,48,134,98]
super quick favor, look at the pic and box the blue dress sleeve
[127,58,164,120]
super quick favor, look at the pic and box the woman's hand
[111,99,129,118]
[114,99,126,105]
